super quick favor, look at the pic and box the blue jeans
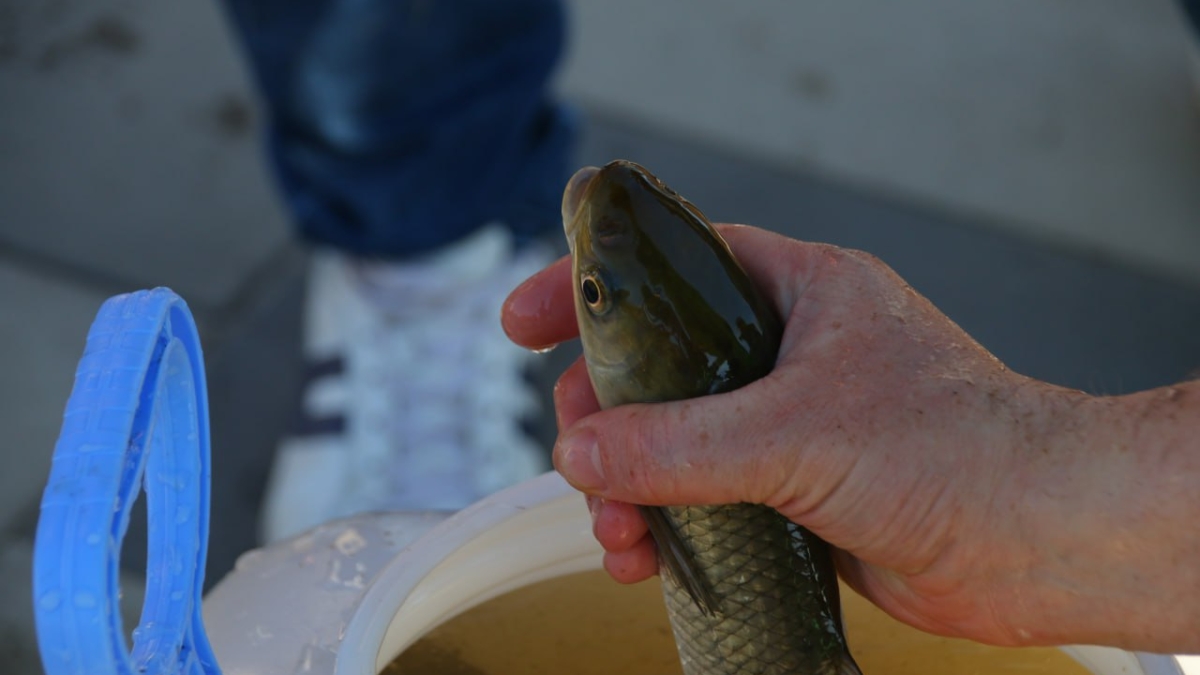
[221,0,576,258]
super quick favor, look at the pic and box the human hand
[502,224,1199,653]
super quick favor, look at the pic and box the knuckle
[612,408,677,503]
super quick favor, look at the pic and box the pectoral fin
[825,654,864,675]
[638,505,721,616]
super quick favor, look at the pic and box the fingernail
[558,428,606,491]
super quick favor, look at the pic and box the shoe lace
[341,240,551,513]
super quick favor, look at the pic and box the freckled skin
[563,160,862,675]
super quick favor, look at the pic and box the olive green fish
[562,160,862,675]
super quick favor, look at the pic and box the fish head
[562,160,782,409]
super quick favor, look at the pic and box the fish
[562,159,862,675]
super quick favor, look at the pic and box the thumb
[552,374,800,509]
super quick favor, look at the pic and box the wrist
[996,382,1200,651]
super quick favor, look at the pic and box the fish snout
[561,166,601,246]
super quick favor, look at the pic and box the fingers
[553,375,794,508]
[501,253,578,349]
[588,497,656,584]
[588,492,657,584]
[521,224,837,583]
[603,536,659,584]
[553,356,598,433]
[589,497,648,551]
[712,224,821,317]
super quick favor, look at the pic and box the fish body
[562,160,862,675]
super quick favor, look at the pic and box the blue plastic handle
[33,288,220,675]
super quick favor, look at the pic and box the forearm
[1001,380,1200,652]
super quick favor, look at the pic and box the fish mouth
[561,165,600,251]
[581,357,635,410]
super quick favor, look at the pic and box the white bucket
[203,472,1188,675]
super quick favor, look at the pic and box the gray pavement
[2,1,1198,673]
[561,0,1200,287]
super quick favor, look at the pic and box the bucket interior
[381,569,1107,675]
[356,478,1159,675]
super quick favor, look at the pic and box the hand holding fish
[503,207,1200,657]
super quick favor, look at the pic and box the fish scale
[663,504,849,675]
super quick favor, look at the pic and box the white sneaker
[260,224,553,543]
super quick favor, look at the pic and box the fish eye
[580,272,609,314]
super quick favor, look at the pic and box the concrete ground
[2,1,1198,672]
